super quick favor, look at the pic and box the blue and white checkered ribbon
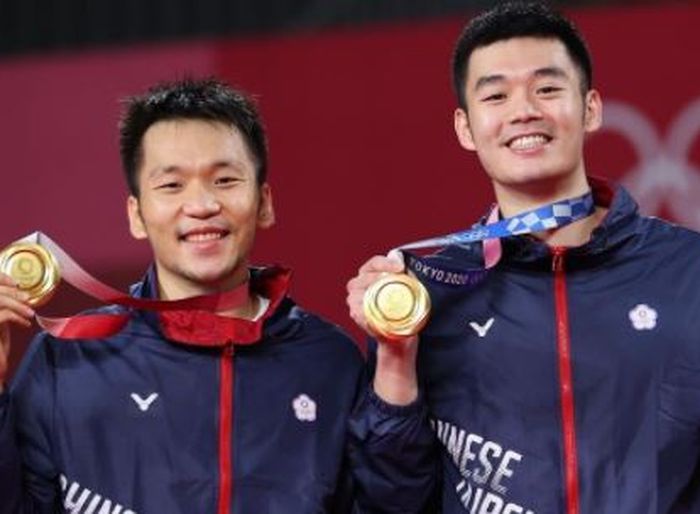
[400,190,595,251]
[395,190,596,289]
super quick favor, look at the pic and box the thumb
[386,249,406,271]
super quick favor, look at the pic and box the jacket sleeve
[347,344,440,514]
[0,335,62,514]
[0,392,23,513]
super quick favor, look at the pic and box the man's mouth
[180,228,230,242]
[506,133,552,151]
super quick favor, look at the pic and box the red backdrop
[1,3,699,377]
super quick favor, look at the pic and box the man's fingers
[0,272,18,287]
[0,290,35,320]
[0,310,32,329]
[346,272,381,296]
[0,284,31,304]
[385,249,405,266]
[347,254,407,306]
[346,282,368,321]
[347,254,409,336]
[357,254,405,275]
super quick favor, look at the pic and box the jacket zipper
[217,344,234,514]
[552,247,580,514]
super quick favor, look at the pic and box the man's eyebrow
[533,66,569,80]
[211,159,245,171]
[147,165,180,179]
[474,74,505,92]
[473,66,569,92]
[147,160,246,179]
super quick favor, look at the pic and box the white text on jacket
[433,419,536,514]
[60,474,137,514]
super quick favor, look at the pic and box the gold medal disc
[0,242,61,306]
[363,273,431,341]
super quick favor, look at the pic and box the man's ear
[454,107,476,151]
[127,195,148,240]
[584,89,603,134]
[257,183,275,229]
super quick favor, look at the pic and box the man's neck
[494,174,606,247]
[217,293,261,320]
[157,269,260,320]
[536,206,607,247]
[494,173,590,217]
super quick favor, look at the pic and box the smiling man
[124,111,272,303]
[346,2,700,513]
[0,78,363,513]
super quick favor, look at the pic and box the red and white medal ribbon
[14,232,288,346]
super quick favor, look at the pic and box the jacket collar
[498,176,641,267]
[439,176,642,269]
[131,266,300,347]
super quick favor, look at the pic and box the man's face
[454,37,602,195]
[127,119,274,298]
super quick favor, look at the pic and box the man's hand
[346,252,420,406]
[0,273,34,392]
[346,252,406,334]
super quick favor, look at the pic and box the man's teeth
[510,135,548,150]
[186,232,223,242]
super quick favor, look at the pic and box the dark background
[0,0,678,58]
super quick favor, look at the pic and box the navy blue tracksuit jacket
[1,267,363,513]
[349,181,700,513]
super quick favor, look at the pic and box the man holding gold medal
[347,2,700,513]
[0,78,362,513]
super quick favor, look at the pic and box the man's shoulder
[9,308,160,389]
[7,330,57,397]
[267,298,363,361]
[637,215,700,251]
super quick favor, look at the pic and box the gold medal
[363,273,431,340]
[0,242,61,306]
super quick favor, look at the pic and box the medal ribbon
[398,191,596,286]
[12,232,288,346]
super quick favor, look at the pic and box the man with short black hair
[0,78,362,513]
[347,3,700,513]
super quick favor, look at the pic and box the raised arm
[346,254,439,513]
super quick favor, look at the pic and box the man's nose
[182,184,222,217]
[509,90,543,124]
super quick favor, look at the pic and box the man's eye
[215,176,239,186]
[538,86,562,94]
[155,182,181,190]
[482,93,506,102]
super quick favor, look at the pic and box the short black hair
[452,1,593,109]
[119,77,267,196]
